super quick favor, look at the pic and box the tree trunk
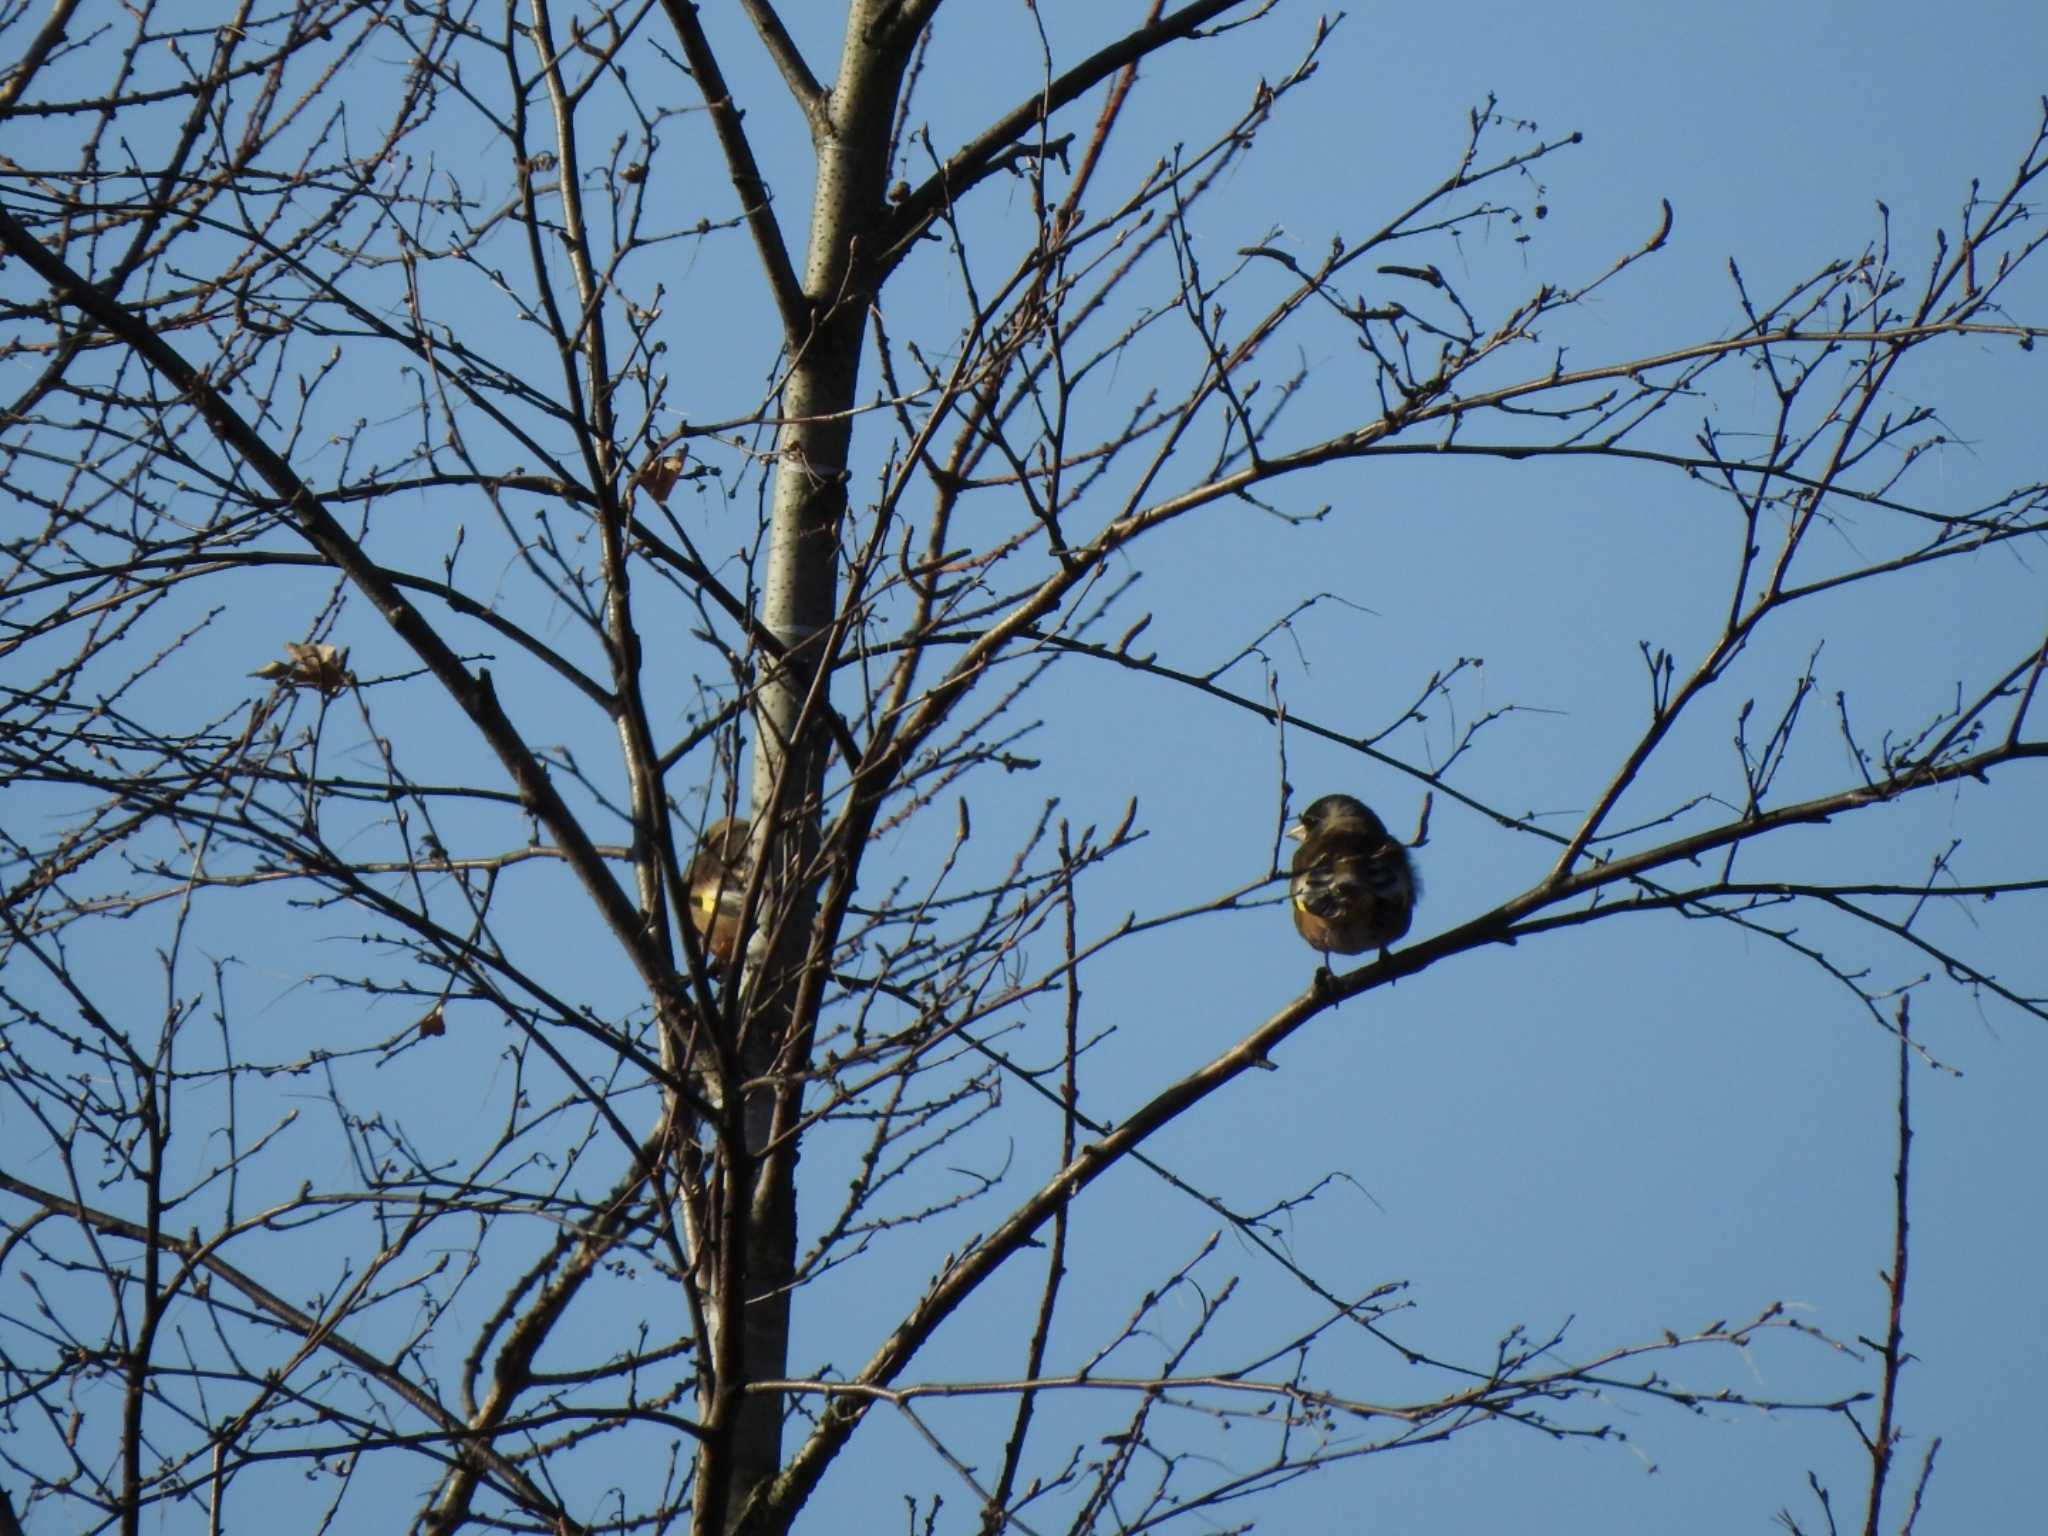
[718,6,925,1529]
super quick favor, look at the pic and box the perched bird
[685,817,753,969]
[1287,795,1417,963]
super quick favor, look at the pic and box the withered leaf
[251,641,355,698]
[632,452,686,505]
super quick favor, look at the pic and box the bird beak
[1285,821,1306,842]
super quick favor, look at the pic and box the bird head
[700,817,751,862]
[1288,794,1388,841]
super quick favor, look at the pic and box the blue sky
[769,3,2048,1530]
[3,1,2044,1531]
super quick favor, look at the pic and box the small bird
[685,817,753,969]
[1287,794,1417,964]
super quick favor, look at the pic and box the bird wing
[1292,832,1410,916]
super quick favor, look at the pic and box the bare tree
[2,4,2043,1535]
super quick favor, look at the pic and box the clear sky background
[4,2,2045,1532]
[782,4,2046,1528]
[776,3,2048,1530]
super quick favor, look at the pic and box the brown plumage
[1287,795,1417,961]
[685,817,752,969]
